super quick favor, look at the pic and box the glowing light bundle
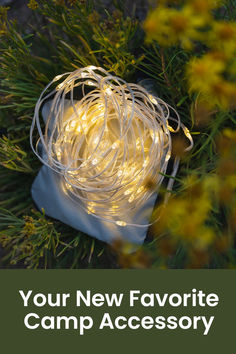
[30,66,193,228]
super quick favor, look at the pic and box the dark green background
[0,270,234,353]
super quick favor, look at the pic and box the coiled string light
[30,66,193,228]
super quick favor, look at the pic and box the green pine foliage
[0,0,235,269]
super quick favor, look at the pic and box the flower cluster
[115,128,236,269]
[27,0,38,10]
[144,0,236,110]
[0,6,8,36]
[142,0,236,268]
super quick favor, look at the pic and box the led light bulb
[128,195,135,203]
[87,206,95,214]
[81,72,89,78]
[124,188,133,196]
[148,94,158,105]
[54,74,63,81]
[112,141,119,149]
[137,186,144,194]
[87,80,95,86]
[116,221,127,227]
[104,85,112,95]
[165,152,171,162]
[143,158,149,167]
[78,177,86,182]
[56,83,64,90]
[70,120,76,128]
[65,183,72,190]
[92,158,98,165]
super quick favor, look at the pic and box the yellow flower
[187,0,222,14]
[186,54,225,93]
[144,4,209,49]
[193,227,215,249]
[208,21,236,57]
[187,51,236,109]
[27,0,38,10]
[209,79,236,109]
[223,128,236,141]
[144,6,172,45]
[0,6,9,36]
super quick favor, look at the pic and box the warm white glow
[30,66,193,228]
[148,94,158,105]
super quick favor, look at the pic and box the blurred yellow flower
[27,0,38,10]
[223,128,236,140]
[209,79,236,108]
[187,51,236,109]
[186,54,225,93]
[144,5,207,49]
[187,0,222,13]
[209,21,236,57]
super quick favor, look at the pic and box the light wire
[30,66,193,228]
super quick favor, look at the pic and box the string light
[30,66,193,228]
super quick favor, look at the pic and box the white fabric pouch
[31,100,157,245]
